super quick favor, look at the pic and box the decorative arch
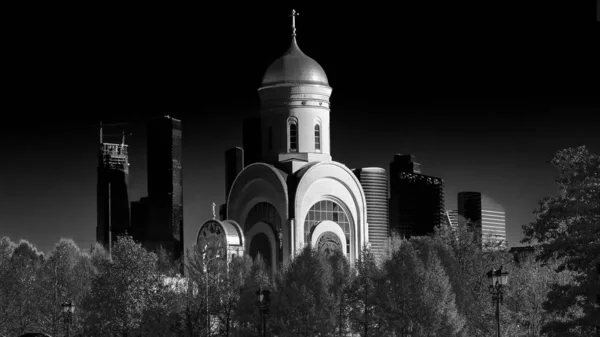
[310,220,347,256]
[227,163,289,264]
[227,163,289,223]
[245,201,282,236]
[294,161,368,263]
[305,200,351,254]
[246,221,277,274]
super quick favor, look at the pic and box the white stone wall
[258,84,333,166]
[226,163,291,265]
[294,161,368,264]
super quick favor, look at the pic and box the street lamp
[256,288,271,337]
[487,265,509,337]
[60,300,75,337]
[203,245,220,337]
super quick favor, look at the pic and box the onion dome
[260,9,329,87]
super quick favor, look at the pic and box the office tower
[389,154,445,239]
[481,194,506,247]
[97,123,130,253]
[446,209,459,228]
[458,192,507,247]
[146,115,184,263]
[225,147,244,199]
[353,167,389,260]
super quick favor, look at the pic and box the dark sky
[1,3,598,254]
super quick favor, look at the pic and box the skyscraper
[97,123,130,253]
[146,115,184,263]
[457,191,507,247]
[389,154,445,239]
[353,167,389,260]
[446,209,459,228]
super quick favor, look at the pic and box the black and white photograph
[1,3,598,337]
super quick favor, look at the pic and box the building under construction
[96,122,130,253]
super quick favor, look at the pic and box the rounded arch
[288,116,299,152]
[294,161,368,263]
[305,199,352,255]
[310,220,347,256]
[227,163,288,223]
[246,221,277,277]
[313,116,322,152]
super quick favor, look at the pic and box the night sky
[1,3,598,254]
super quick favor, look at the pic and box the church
[196,10,374,274]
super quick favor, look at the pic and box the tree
[136,273,184,337]
[522,146,600,334]
[235,253,272,336]
[272,245,336,336]
[433,221,513,336]
[348,246,383,337]
[379,238,466,336]
[327,248,353,337]
[3,239,45,336]
[0,237,17,337]
[504,251,577,336]
[37,238,91,336]
[213,255,252,337]
[81,235,158,336]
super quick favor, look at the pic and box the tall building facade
[446,209,459,228]
[389,154,445,239]
[96,123,130,253]
[353,167,389,260]
[457,191,507,247]
[145,115,184,262]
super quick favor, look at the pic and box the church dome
[261,37,329,87]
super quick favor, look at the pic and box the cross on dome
[289,9,299,36]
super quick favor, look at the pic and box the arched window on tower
[314,124,321,152]
[289,120,298,152]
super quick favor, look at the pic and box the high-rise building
[145,115,184,263]
[457,191,507,247]
[446,209,459,228]
[389,154,445,239]
[97,123,130,253]
[353,167,389,260]
[482,194,506,247]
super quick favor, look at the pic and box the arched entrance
[249,233,272,271]
[316,231,343,258]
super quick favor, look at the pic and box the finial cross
[289,9,299,36]
[212,202,216,219]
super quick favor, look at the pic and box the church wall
[258,85,333,166]
[226,164,290,265]
[294,162,368,263]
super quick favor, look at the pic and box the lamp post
[203,246,220,337]
[487,266,509,337]
[60,300,75,337]
[256,288,271,337]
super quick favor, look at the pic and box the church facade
[197,11,369,273]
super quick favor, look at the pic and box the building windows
[304,200,351,254]
[288,119,298,152]
[314,124,321,152]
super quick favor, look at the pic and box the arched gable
[294,161,368,262]
[227,162,289,227]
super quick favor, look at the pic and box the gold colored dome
[261,36,329,87]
